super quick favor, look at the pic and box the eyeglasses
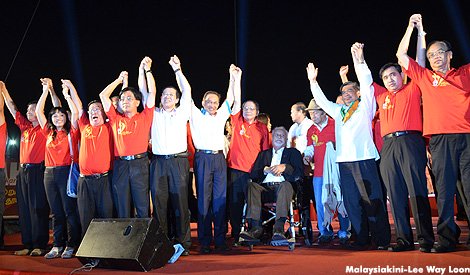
[88,108,101,113]
[341,88,357,95]
[273,133,286,138]
[243,106,256,111]
[120,96,135,102]
[427,49,448,59]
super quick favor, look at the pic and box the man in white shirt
[190,64,241,254]
[150,55,191,256]
[306,43,391,250]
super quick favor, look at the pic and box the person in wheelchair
[240,126,303,245]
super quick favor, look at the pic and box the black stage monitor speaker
[76,218,174,272]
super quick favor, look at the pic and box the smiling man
[189,65,240,254]
[306,43,391,250]
[397,14,470,253]
[99,57,156,220]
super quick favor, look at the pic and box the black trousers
[44,166,81,248]
[77,174,114,238]
[228,169,249,241]
[112,158,149,218]
[339,159,391,246]
[430,133,470,247]
[150,156,191,249]
[16,165,49,249]
[380,133,434,247]
[246,181,293,222]
[195,152,227,247]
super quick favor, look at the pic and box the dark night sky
[1,0,469,155]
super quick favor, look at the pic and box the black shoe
[419,246,432,253]
[388,242,414,252]
[200,246,211,254]
[318,235,333,244]
[214,244,231,252]
[431,244,456,253]
[346,242,369,251]
[181,249,190,256]
[376,245,389,251]
[239,226,263,241]
[232,241,241,247]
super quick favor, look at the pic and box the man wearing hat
[304,99,350,244]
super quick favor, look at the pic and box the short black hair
[119,87,142,101]
[87,100,101,109]
[379,63,402,79]
[339,81,360,94]
[426,40,452,53]
[293,102,307,116]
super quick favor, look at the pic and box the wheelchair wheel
[288,243,295,251]
[248,244,254,251]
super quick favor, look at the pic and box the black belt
[116,152,147,161]
[20,163,42,169]
[196,149,223,155]
[80,171,109,179]
[383,130,422,140]
[263,182,282,187]
[154,151,188,160]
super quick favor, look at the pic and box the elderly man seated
[240,126,303,244]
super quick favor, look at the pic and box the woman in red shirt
[36,80,80,259]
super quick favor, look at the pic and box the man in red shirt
[304,99,350,244]
[227,97,270,246]
[1,81,60,256]
[397,15,470,253]
[62,79,114,236]
[100,57,156,218]
[366,14,435,253]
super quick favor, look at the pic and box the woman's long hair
[47,107,71,140]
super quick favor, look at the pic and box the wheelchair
[239,179,312,251]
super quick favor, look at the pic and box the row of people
[1,13,468,258]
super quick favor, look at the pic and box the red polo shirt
[373,81,423,137]
[78,113,114,175]
[15,112,46,164]
[404,58,470,136]
[42,125,79,167]
[227,112,269,173]
[306,117,335,177]
[106,106,154,156]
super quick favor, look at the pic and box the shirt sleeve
[355,63,376,120]
[309,81,341,119]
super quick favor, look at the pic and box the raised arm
[351,43,375,113]
[35,81,49,128]
[99,72,125,112]
[231,65,242,114]
[138,60,148,105]
[61,83,78,129]
[41,78,62,107]
[169,55,191,107]
[306,63,338,117]
[224,65,236,107]
[339,65,349,84]
[414,15,427,67]
[142,56,156,108]
[61,79,83,118]
[397,14,424,70]
[0,81,17,118]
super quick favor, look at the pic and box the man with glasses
[227,98,270,246]
[99,57,156,219]
[397,15,470,253]
[149,55,192,256]
[306,42,391,250]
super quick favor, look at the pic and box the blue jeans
[313,177,350,238]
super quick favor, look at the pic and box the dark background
[1,0,469,159]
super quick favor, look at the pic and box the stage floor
[1,217,469,275]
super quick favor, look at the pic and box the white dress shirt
[263,147,286,183]
[287,117,313,154]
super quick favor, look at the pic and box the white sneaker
[61,247,74,259]
[44,247,63,259]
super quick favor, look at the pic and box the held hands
[306,63,318,82]
[229,64,242,82]
[60,79,73,97]
[169,55,181,71]
[141,56,152,71]
[409,14,423,31]
[351,42,365,64]
[40,78,52,92]
[118,71,128,83]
